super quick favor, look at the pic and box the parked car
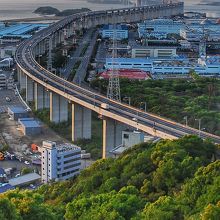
[5,97,11,102]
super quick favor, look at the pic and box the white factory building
[131,46,177,58]
[105,56,220,76]
[181,19,220,41]
[138,19,183,38]
[0,73,6,88]
[110,130,145,157]
[41,141,81,183]
[101,24,128,40]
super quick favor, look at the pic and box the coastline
[197,2,220,7]
[2,16,62,23]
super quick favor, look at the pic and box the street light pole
[140,102,147,112]
[38,54,42,64]
[123,96,131,106]
[184,116,188,126]
[195,118,201,137]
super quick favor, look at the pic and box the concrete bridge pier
[102,118,127,159]
[60,30,64,44]
[26,76,34,102]
[50,92,68,123]
[34,83,46,110]
[39,41,44,54]
[56,31,62,44]
[44,90,50,108]
[52,34,57,48]
[18,69,26,90]
[71,103,92,142]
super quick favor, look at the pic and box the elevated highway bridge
[15,2,220,158]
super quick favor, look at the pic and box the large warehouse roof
[9,173,41,187]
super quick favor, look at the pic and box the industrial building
[0,73,6,88]
[131,46,177,58]
[181,19,220,41]
[0,168,7,183]
[180,29,220,41]
[41,141,81,183]
[138,19,183,38]
[105,56,220,76]
[8,106,29,121]
[0,58,13,68]
[0,23,49,43]
[101,24,128,40]
[111,130,145,157]
[0,183,15,194]
[8,173,41,187]
[18,118,42,136]
[0,45,16,59]
[100,69,151,80]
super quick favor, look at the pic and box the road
[74,30,99,84]
[0,89,25,113]
[60,28,94,79]
[15,3,220,144]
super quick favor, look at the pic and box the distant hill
[34,6,60,15]
[57,8,91,17]
[198,2,220,7]
[34,7,91,17]
[87,0,124,4]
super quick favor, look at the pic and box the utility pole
[123,96,131,106]
[183,116,188,126]
[140,102,147,112]
[195,118,201,137]
[107,21,121,102]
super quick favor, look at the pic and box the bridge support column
[26,76,34,102]
[34,83,45,110]
[71,103,92,142]
[44,90,50,108]
[50,92,68,123]
[102,118,126,159]
[18,69,26,90]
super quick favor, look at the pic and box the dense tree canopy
[1,136,220,219]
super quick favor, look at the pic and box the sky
[0,0,219,20]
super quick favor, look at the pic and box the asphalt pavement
[0,89,25,113]
[60,28,94,79]
[74,30,99,84]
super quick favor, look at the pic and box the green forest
[0,136,220,219]
[91,77,220,135]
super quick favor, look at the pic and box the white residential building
[41,141,81,183]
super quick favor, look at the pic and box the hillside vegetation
[0,136,220,219]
